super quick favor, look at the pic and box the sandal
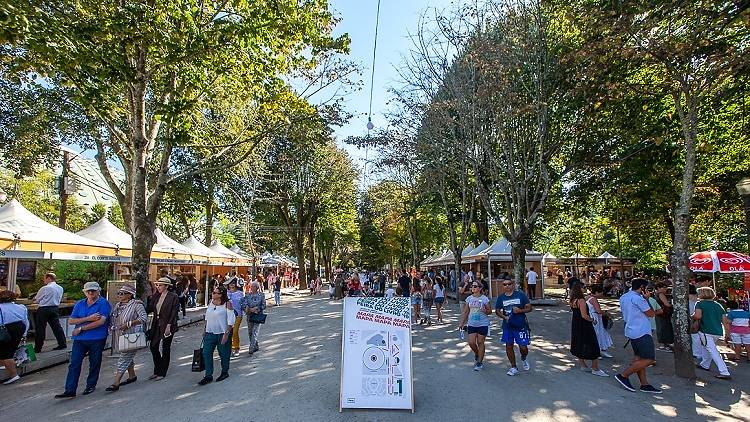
[120,376,137,386]
[105,384,119,392]
[148,374,158,380]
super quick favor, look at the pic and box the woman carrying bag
[241,281,266,356]
[106,284,147,392]
[148,277,179,381]
[198,286,234,385]
[0,290,29,385]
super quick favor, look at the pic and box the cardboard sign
[340,297,414,412]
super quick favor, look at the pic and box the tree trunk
[307,221,317,282]
[131,222,157,303]
[669,88,699,379]
[475,204,489,244]
[294,234,308,291]
[511,238,528,290]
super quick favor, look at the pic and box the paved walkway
[1,294,748,421]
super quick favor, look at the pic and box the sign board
[340,297,413,412]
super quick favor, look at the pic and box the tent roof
[76,217,132,249]
[466,241,490,257]
[597,251,617,259]
[542,252,557,260]
[461,244,476,257]
[181,236,230,260]
[229,245,253,258]
[0,199,117,252]
[155,229,202,257]
[210,240,247,260]
[569,253,587,259]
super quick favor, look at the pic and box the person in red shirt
[348,275,362,297]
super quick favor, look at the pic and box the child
[328,282,335,300]
[725,300,750,362]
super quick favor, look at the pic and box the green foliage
[35,260,111,301]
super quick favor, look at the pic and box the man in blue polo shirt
[55,282,111,398]
[615,278,660,394]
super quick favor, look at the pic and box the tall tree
[2,1,348,296]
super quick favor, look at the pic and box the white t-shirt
[465,295,490,327]
[433,284,445,298]
[205,303,234,334]
[385,288,395,299]
[526,270,538,285]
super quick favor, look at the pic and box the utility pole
[58,150,70,229]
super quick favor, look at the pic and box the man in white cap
[55,281,111,398]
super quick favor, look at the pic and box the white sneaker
[591,369,608,377]
[506,367,519,376]
[3,375,20,385]
[600,351,613,358]
[232,351,240,357]
[522,359,530,371]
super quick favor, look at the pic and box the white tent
[181,236,231,263]
[210,240,249,262]
[0,200,120,292]
[569,253,587,260]
[542,252,557,262]
[77,218,132,250]
[597,251,617,259]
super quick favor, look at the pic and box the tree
[2,1,348,296]
[571,0,750,379]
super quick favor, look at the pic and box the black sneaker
[53,345,67,351]
[639,384,662,394]
[216,373,229,382]
[82,386,95,395]
[198,376,213,386]
[54,391,76,399]
[614,374,636,392]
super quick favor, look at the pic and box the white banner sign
[340,296,413,411]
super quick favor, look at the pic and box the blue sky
[328,0,454,184]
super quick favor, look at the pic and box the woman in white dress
[587,284,614,358]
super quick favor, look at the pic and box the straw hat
[118,283,136,296]
[154,277,172,286]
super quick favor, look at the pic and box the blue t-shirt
[619,290,651,339]
[495,291,530,330]
[71,296,112,341]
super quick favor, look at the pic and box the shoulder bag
[118,331,147,352]
[247,313,267,324]
[192,338,205,372]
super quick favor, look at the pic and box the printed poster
[340,297,413,411]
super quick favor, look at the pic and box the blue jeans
[64,339,106,394]
[203,332,231,377]
[188,289,197,307]
[274,290,281,306]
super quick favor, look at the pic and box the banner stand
[339,297,414,412]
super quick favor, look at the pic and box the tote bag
[191,339,204,372]
[118,332,147,352]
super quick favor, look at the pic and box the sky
[327,0,454,185]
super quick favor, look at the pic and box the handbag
[191,339,204,372]
[689,319,701,334]
[118,332,147,352]
[247,313,267,324]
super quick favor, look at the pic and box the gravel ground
[1,294,748,422]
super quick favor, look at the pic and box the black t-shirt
[398,275,411,297]
[273,279,281,292]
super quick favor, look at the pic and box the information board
[340,296,413,411]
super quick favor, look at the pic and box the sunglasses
[85,289,99,293]
[116,291,131,296]
[471,285,481,288]
[502,283,512,286]
[212,291,221,294]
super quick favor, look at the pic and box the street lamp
[737,177,750,253]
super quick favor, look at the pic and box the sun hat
[118,283,136,296]
[154,277,172,286]
[82,281,101,292]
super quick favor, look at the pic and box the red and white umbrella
[689,250,750,273]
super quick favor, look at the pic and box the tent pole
[488,256,493,302]
[712,272,716,292]
[7,258,18,294]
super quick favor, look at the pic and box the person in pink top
[723,300,750,362]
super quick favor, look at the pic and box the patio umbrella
[688,250,750,290]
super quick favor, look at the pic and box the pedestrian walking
[105,284,147,392]
[724,300,750,362]
[187,275,198,308]
[176,275,188,319]
[32,272,67,353]
[692,287,731,379]
[587,284,614,358]
[525,267,538,300]
[55,282,111,398]
[227,282,244,357]
[148,277,179,381]
[433,276,445,324]
[654,282,674,352]
[398,270,411,298]
[241,281,266,356]
[411,285,422,324]
[422,279,434,325]
[614,278,661,394]
[0,290,29,385]
[273,274,282,306]
[569,284,607,376]
[198,286,235,385]
[495,280,532,376]
[459,282,492,371]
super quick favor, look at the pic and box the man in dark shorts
[398,269,411,298]
[615,278,660,393]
